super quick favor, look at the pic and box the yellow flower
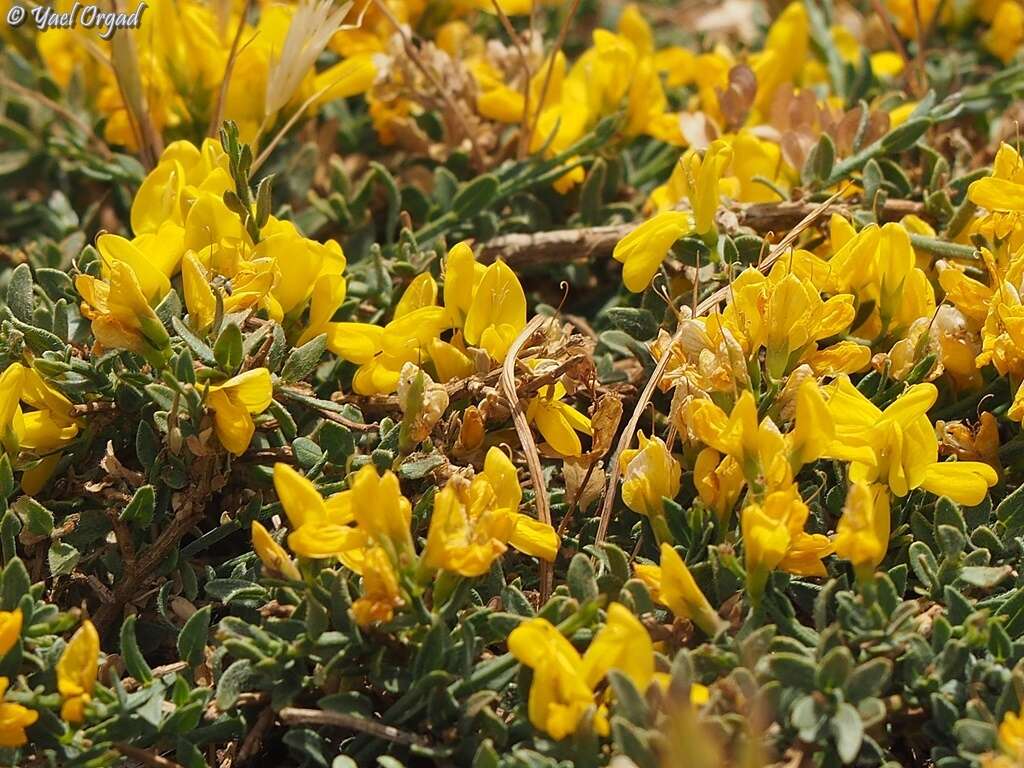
[619,431,681,518]
[829,223,935,338]
[741,485,833,601]
[684,391,790,489]
[823,377,998,505]
[443,241,486,329]
[205,369,274,456]
[0,364,79,495]
[0,677,36,747]
[351,546,404,627]
[834,483,890,581]
[251,521,302,582]
[273,463,366,566]
[508,616,595,740]
[886,0,946,37]
[509,603,654,740]
[181,251,217,331]
[526,381,593,457]
[0,610,22,658]
[351,464,417,565]
[423,447,559,576]
[312,53,378,107]
[612,211,692,293]
[394,273,438,320]
[424,476,512,577]
[998,703,1024,759]
[75,261,172,366]
[749,2,808,114]
[635,544,723,636]
[723,265,861,378]
[970,142,1024,215]
[57,619,99,724]
[693,448,744,524]
[676,141,733,234]
[463,260,527,361]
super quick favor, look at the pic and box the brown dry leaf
[717,65,757,131]
[563,458,606,513]
[587,393,623,460]
[99,441,145,486]
[678,111,719,150]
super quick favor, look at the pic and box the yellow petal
[273,463,326,528]
[508,514,560,562]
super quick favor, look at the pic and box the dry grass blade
[279,707,428,746]
[522,0,582,155]
[499,313,554,600]
[593,188,848,547]
[207,0,257,138]
[109,25,163,167]
[264,0,355,119]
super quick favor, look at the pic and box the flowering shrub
[5,0,1024,766]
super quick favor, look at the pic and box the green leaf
[831,702,864,764]
[802,133,836,186]
[12,497,53,537]
[6,264,34,322]
[413,619,448,678]
[284,728,328,768]
[0,456,12,499]
[607,669,649,725]
[1,558,30,609]
[213,323,243,373]
[292,438,323,470]
[610,716,658,768]
[567,553,598,603]
[47,542,79,577]
[178,605,212,667]
[281,333,327,381]
[997,482,1024,537]
[952,719,996,754]
[844,658,891,702]
[120,615,153,684]
[817,646,853,691]
[767,652,816,691]
[604,307,659,340]
[171,316,217,367]
[216,658,256,710]
[452,174,499,219]
[880,117,932,153]
[121,485,155,526]
[579,158,607,226]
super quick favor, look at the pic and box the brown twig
[236,706,276,764]
[278,707,428,746]
[499,315,554,600]
[114,743,184,768]
[478,197,925,269]
[122,661,189,692]
[593,189,848,546]
[93,456,218,632]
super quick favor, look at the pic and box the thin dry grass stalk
[500,314,554,601]
[593,188,849,547]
